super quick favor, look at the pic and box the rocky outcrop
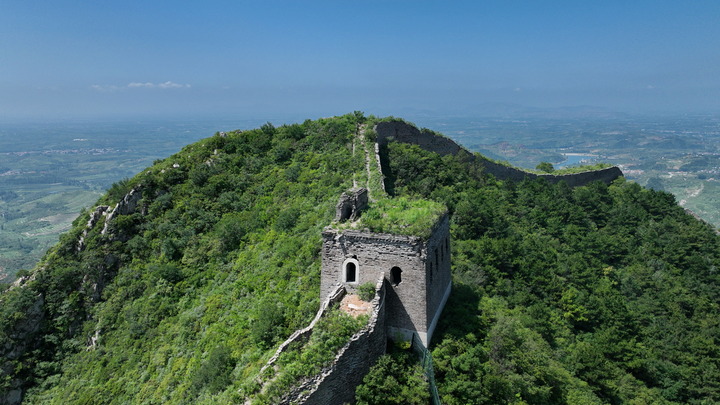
[375,120,623,187]
[1,186,146,405]
[102,187,144,235]
[77,205,109,251]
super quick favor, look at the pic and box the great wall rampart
[374,120,623,187]
[258,118,624,404]
[280,276,388,404]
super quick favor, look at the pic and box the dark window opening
[345,262,357,283]
[340,206,352,222]
[391,266,402,286]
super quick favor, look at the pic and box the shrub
[358,282,376,302]
[191,345,235,393]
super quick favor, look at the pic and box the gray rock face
[4,390,21,405]
[1,187,147,405]
[78,205,109,251]
[102,187,144,237]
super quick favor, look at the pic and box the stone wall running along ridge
[281,276,388,405]
[374,120,623,187]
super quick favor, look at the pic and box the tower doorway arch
[391,266,402,286]
[342,258,360,283]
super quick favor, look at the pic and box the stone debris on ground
[339,294,372,317]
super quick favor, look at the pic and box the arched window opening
[345,262,357,283]
[391,266,402,286]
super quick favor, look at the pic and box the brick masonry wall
[282,278,388,405]
[375,120,623,187]
[424,214,452,342]
[321,229,427,332]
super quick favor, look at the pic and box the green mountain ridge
[1,114,719,404]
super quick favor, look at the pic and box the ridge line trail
[360,125,373,193]
[352,123,373,194]
[352,126,358,189]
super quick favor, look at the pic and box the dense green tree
[379,140,720,404]
[356,352,429,405]
[536,161,555,173]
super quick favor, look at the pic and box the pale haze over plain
[2,0,719,120]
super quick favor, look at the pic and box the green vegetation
[1,114,719,404]
[253,308,367,404]
[357,282,376,302]
[381,141,720,404]
[536,161,555,173]
[335,196,447,238]
[355,350,430,405]
[1,114,364,404]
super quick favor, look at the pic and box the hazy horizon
[2,1,719,121]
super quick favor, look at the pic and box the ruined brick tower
[320,190,452,346]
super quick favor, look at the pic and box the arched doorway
[346,262,357,283]
[342,258,359,283]
[391,266,402,286]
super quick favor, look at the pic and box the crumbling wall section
[258,285,346,377]
[335,188,369,222]
[282,277,388,405]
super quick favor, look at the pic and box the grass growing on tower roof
[336,196,447,239]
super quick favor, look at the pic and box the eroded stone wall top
[335,187,369,222]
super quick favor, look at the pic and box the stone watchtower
[320,194,452,346]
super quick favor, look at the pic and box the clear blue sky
[2,0,719,120]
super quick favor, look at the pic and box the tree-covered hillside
[1,114,719,404]
[1,115,364,404]
[366,141,719,404]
